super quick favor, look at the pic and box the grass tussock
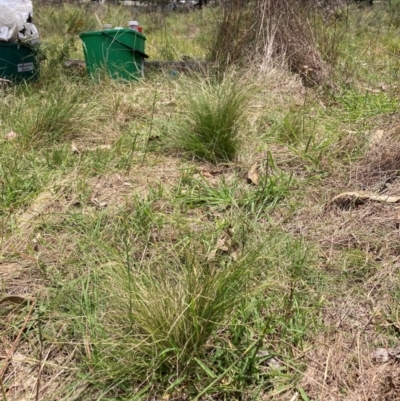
[0,83,114,148]
[172,72,255,163]
[95,243,257,385]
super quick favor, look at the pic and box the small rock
[268,357,283,370]
[5,131,17,140]
[256,350,270,358]
[369,129,384,147]
[256,350,283,369]
[371,348,389,363]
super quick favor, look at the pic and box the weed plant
[97,245,257,378]
[172,73,254,163]
[1,83,109,148]
[176,168,293,218]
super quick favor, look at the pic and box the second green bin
[79,28,148,81]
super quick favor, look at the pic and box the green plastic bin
[79,29,148,81]
[0,42,39,83]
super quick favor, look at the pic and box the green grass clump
[0,82,118,148]
[99,250,256,371]
[176,168,293,218]
[173,73,253,163]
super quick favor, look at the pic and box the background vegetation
[2,1,400,400]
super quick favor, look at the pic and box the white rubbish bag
[0,0,39,43]
[18,22,39,43]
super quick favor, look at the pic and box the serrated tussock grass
[0,81,117,148]
[172,72,255,163]
[89,233,262,390]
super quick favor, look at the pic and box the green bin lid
[79,28,146,39]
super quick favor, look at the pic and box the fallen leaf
[207,228,234,262]
[247,163,260,185]
[207,249,217,262]
[71,142,80,154]
[366,87,381,94]
[215,233,231,252]
[5,131,17,140]
[199,168,223,177]
[0,296,30,306]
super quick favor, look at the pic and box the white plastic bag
[18,22,39,44]
[0,0,38,42]
[0,26,10,42]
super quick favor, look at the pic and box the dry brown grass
[1,295,90,401]
[273,116,400,400]
[0,152,187,401]
[0,258,79,401]
[352,124,400,191]
[211,0,330,87]
[278,210,400,400]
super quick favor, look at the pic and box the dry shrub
[211,0,330,86]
